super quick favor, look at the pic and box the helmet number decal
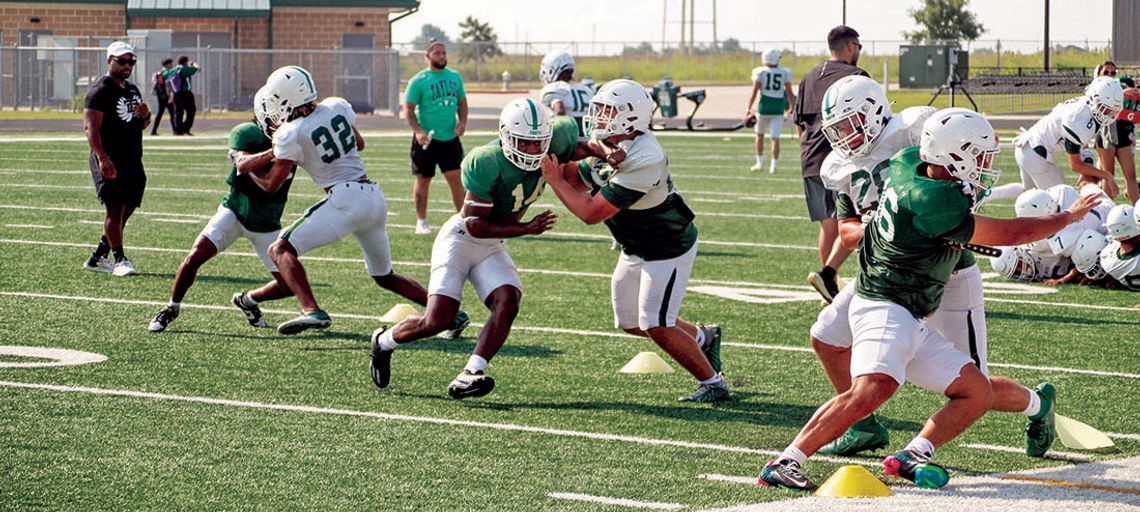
[311,114,355,164]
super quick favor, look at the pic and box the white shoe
[112,258,138,276]
[769,164,778,174]
[749,163,763,172]
[415,219,432,235]
[82,256,113,273]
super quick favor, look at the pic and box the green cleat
[277,310,332,335]
[818,414,890,456]
[439,309,470,339]
[698,323,723,374]
[678,379,730,403]
[1026,382,1057,458]
[883,449,949,489]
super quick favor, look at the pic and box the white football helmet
[263,66,318,127]
[540,51,574,85]
[761,48,781,66]
[821,75,891,158]
[499,97,553,171]
[585,79,653,140]
[990,247,1037,281]
[1086,76,1124,125]
[252,86,276,136]
[1106,204,1140,240]
[1014,189,1058,217]
[1046,184,1079,211]
[920,107,1001,198]
[1071,229,1110,280]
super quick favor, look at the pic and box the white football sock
[1021,387,1042,417]
[755,155,765,166]
[698,373,723,386]
[377,329,399,351]
[465,354,488,373]
[769,159,779,171]
[780,445,806,465]
[905,436,935,458]
[168,301,180,310]
[694,328,707,348]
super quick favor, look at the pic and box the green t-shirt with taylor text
[405,67,466,141]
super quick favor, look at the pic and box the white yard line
[960,443,1094,461]
[3,290,1139,382]
[4,224,52,229]
[547,492,686,510]
[149,218,202,224]
[0,378,870,467]
[1106,432,1140,441]
[697,473,757,485]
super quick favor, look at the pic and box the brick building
[1,0,417,110]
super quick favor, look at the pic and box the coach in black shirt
[83,41,150,276]
[793,25,868,302]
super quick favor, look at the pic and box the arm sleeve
[273,123,304,162]
[910,185,976,242]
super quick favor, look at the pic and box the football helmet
[1106,204,1140,240]
[252,86,276,136]
[761,48,781,66]
[1015,189,1058,217]
[585,79,653,140]
[821,75,891,158]
[263,66,318,127]
[990,247,1037,281]
[920,107,1001,197]
[499,97,553,171]
[1087,76,1124,125]
[1046,184,1079,211]
[540,51,574,84]
[1071,229,1110,280]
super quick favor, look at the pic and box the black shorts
[410,136,463,177]
[803,176,836,222]
[89,152,146,207]
[1096,120,1136,149]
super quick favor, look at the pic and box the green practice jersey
[461,116,578,221]
[855,146,975,317]
[220,122,295,232]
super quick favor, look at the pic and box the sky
[391,0,1112,54]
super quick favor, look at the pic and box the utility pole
[1044,0,1051,71]
[712,0,718,52]
[688,0,695,55]
[680,0,686,55]
[842,0,847,25]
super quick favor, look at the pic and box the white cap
[107,41,135,59]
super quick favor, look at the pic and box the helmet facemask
[499,122,552,172]
[586,101,626,140]
[1000,249,1038,281]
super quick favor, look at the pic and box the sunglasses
[1104,69,1117,76]
[114,57,137,66]
[851,41,863,50]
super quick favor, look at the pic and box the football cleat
[415,219,432,235]
[1026,382,1057,458]
[82,255,113,273]
[883,449,950,489]
[819,414,890,456]
[447,369,496,400]
[111,258,138,276]
[749,163,764,172]
[678,378,730,403]
[369,326,394,389]
[277,310,331,335]
[438,309,470,340]
[231,292,268,328]
[698,323,723,374]
[806,271,839,304]
[758,459,817,491]
[148,305,179,333]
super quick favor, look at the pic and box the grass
[0,131,1138,509]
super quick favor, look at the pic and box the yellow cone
[619,352,675,374]
[379,303,418,323]
[814,465,893,498]
[1056,414,1115,450]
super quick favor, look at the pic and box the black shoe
[806,270,840,303]
[231,292,268,328]
[447,370,495,399]
[148,305,179,333]
[370,326,394,389]
[758,459,817,491]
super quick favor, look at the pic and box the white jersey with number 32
[274,97,364,188]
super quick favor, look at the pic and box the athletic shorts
[813,265,989,377]
[754,114,785,139]
[279,180,393,276]
[1096,120,1136,149]
[411,136,463,178]
[200,204,279,272]
[803,176,837,222]
[1013,144,1064,190]
[849,294,975,394]
[612,242,697,331]
[89,151,146,207]
[428,214,522,303]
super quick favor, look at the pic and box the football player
[541,79,728,403]
[148,86,297,333]
[370,98,579,400]
[993,186,1113,284]
[745,49,794,174]
[760,109,1101,491]
[1054,229,1114,286]
[253,66,468,336]
[1099,203,1140,290]
[808,75,934,302]
[989,77,1123,201]
[538,51,594,137]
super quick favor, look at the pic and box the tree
[721,38,744,54]
[622,42,657,57]
[457,16,502,63]
[904,0,985,43]
[412,24,450,50]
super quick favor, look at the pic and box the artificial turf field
[1,129,1138,510]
